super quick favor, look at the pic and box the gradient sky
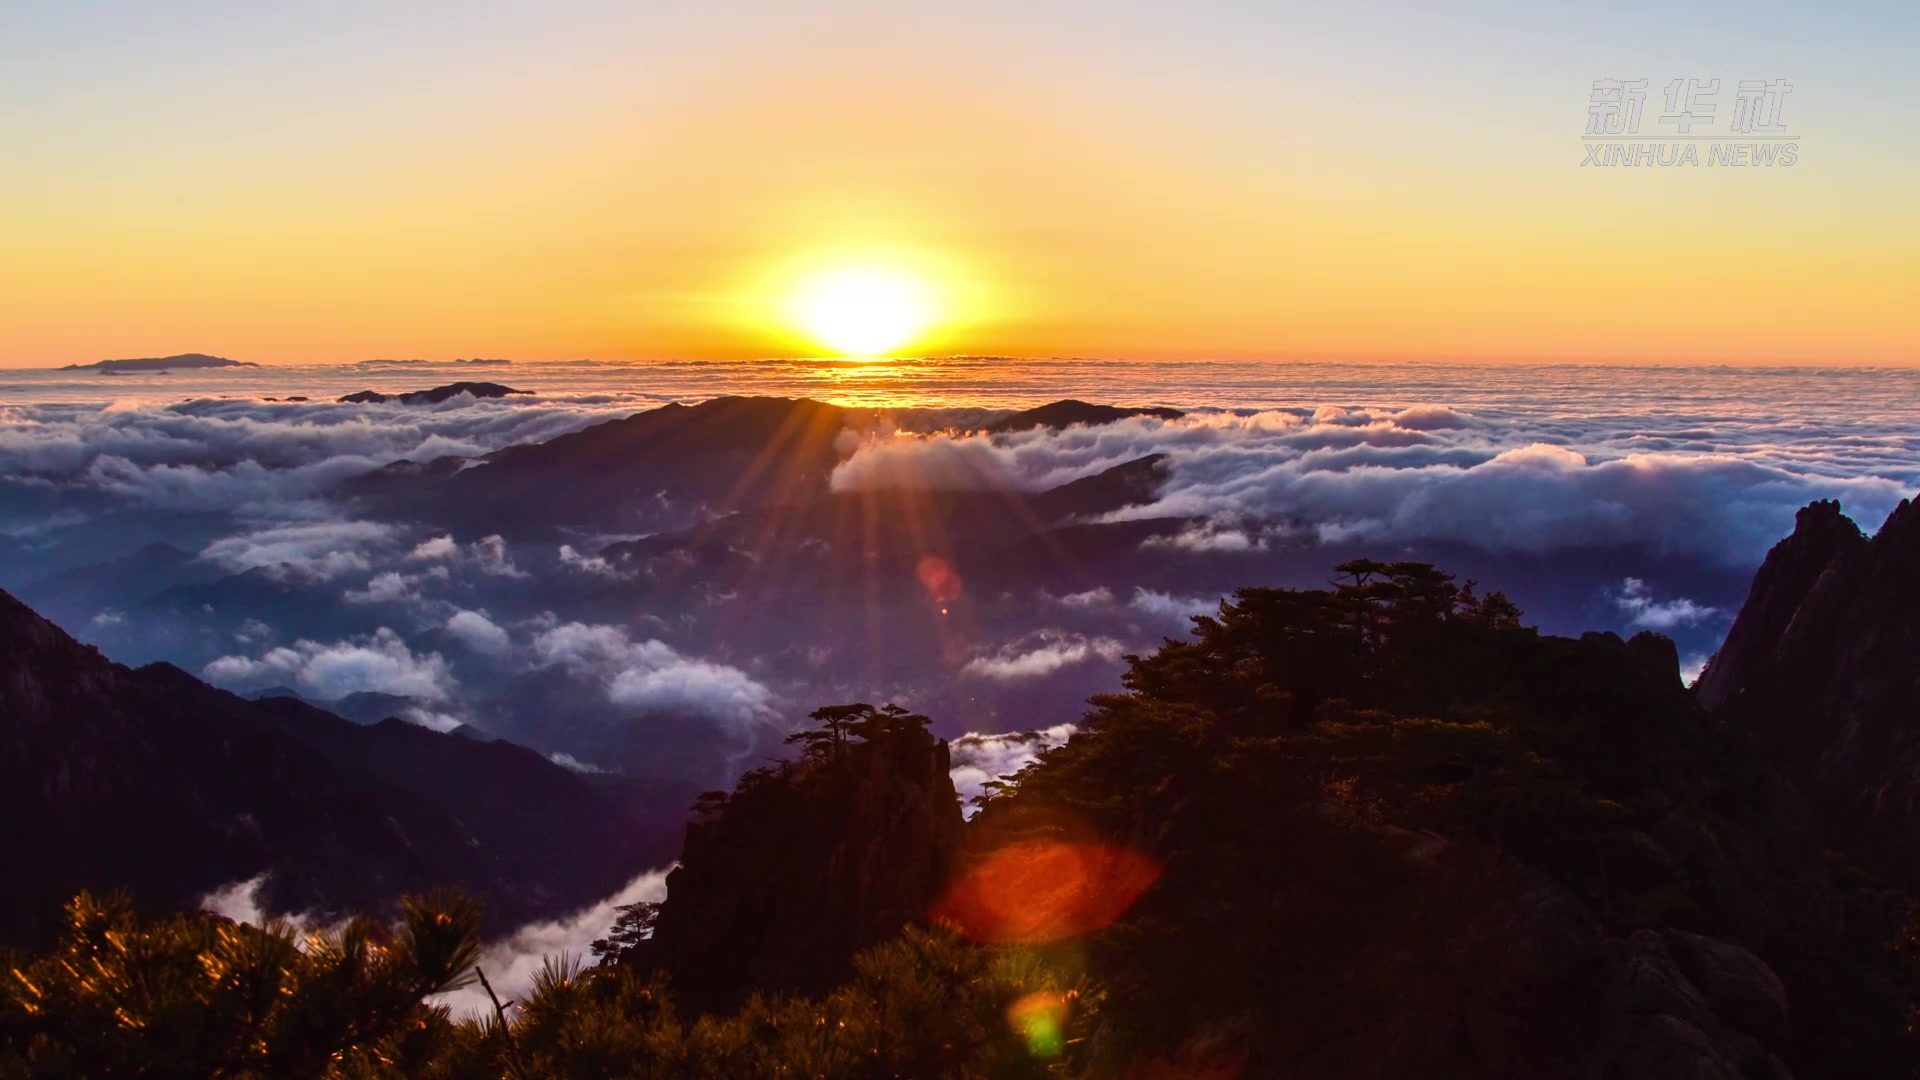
[2,0,1915,367]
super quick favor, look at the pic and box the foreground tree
[0,891,482,1080]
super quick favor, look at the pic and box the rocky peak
[643,715,965,1010]
[1694,499,1866,709]
[1624,631,1683,688]
[1698,495,1920,891]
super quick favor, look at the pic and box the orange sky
[2,2,1914,367]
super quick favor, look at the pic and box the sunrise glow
[788,267,935,357]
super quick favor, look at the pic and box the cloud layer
[832,408,1914,565]
[204,627,454,700]
[530,620,776,731]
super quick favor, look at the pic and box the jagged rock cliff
[643,716,965,1009]
[1698,497,1920,890]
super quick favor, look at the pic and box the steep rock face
[645,726,965,1009]
[1698,497,1920,889]
[1695,500,1867,711]
[0,589,649,943]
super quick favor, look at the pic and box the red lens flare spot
[931,840,1161,944]
[917,556,963,604]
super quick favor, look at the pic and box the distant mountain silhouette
[0,588,655,944]
[60,353,258,372]
[984,399,1184,433]
[337,381,533,404]
[345,395,850,536]
[15,542,222,629]
[341,396,1187,545]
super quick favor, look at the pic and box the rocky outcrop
[1697,497,1920,890]
[1695,500,1867,711]
[337,381,532,404]
[643,722,965,1009]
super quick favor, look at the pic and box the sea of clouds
[832,405,1915,568]
[6,363,1916,565]
[13,360,1914,1004]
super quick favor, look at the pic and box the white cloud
[407,535,459,561]
[199,874,273,926]
[342,565,448,606]
[345,570,414,605]
[1140,516,1289,553]
[430,867,673,1019]
[198,874,336,936]
[607,660,773,720]
[204,627,453,701]
[445,609,512,656]
[547,751,608,774]
[401,707,466,733]
[1611,577,1723,630]
[1128,587,1219,627]
[530,620,775,730]
[558,543,629,578]
[960,631,1126,681]
[1055,587,1115,608]
[199,867,676,1023]
[201,520,399,581]
[949,724,1077,810]
[400,533,526,577]
[468,534,527,578]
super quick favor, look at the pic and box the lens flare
[931,839,1161,944]
[1008,991,1071,1059]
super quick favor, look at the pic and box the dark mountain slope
[0,588,652,944]
[593,453,1173,597]
[344,395,851,536]
[1698,497,1920,891]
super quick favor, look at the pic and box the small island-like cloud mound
[62,353,260,373]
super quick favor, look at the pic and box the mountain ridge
[0,587,656,943]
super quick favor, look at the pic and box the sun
[789,267,934,357]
